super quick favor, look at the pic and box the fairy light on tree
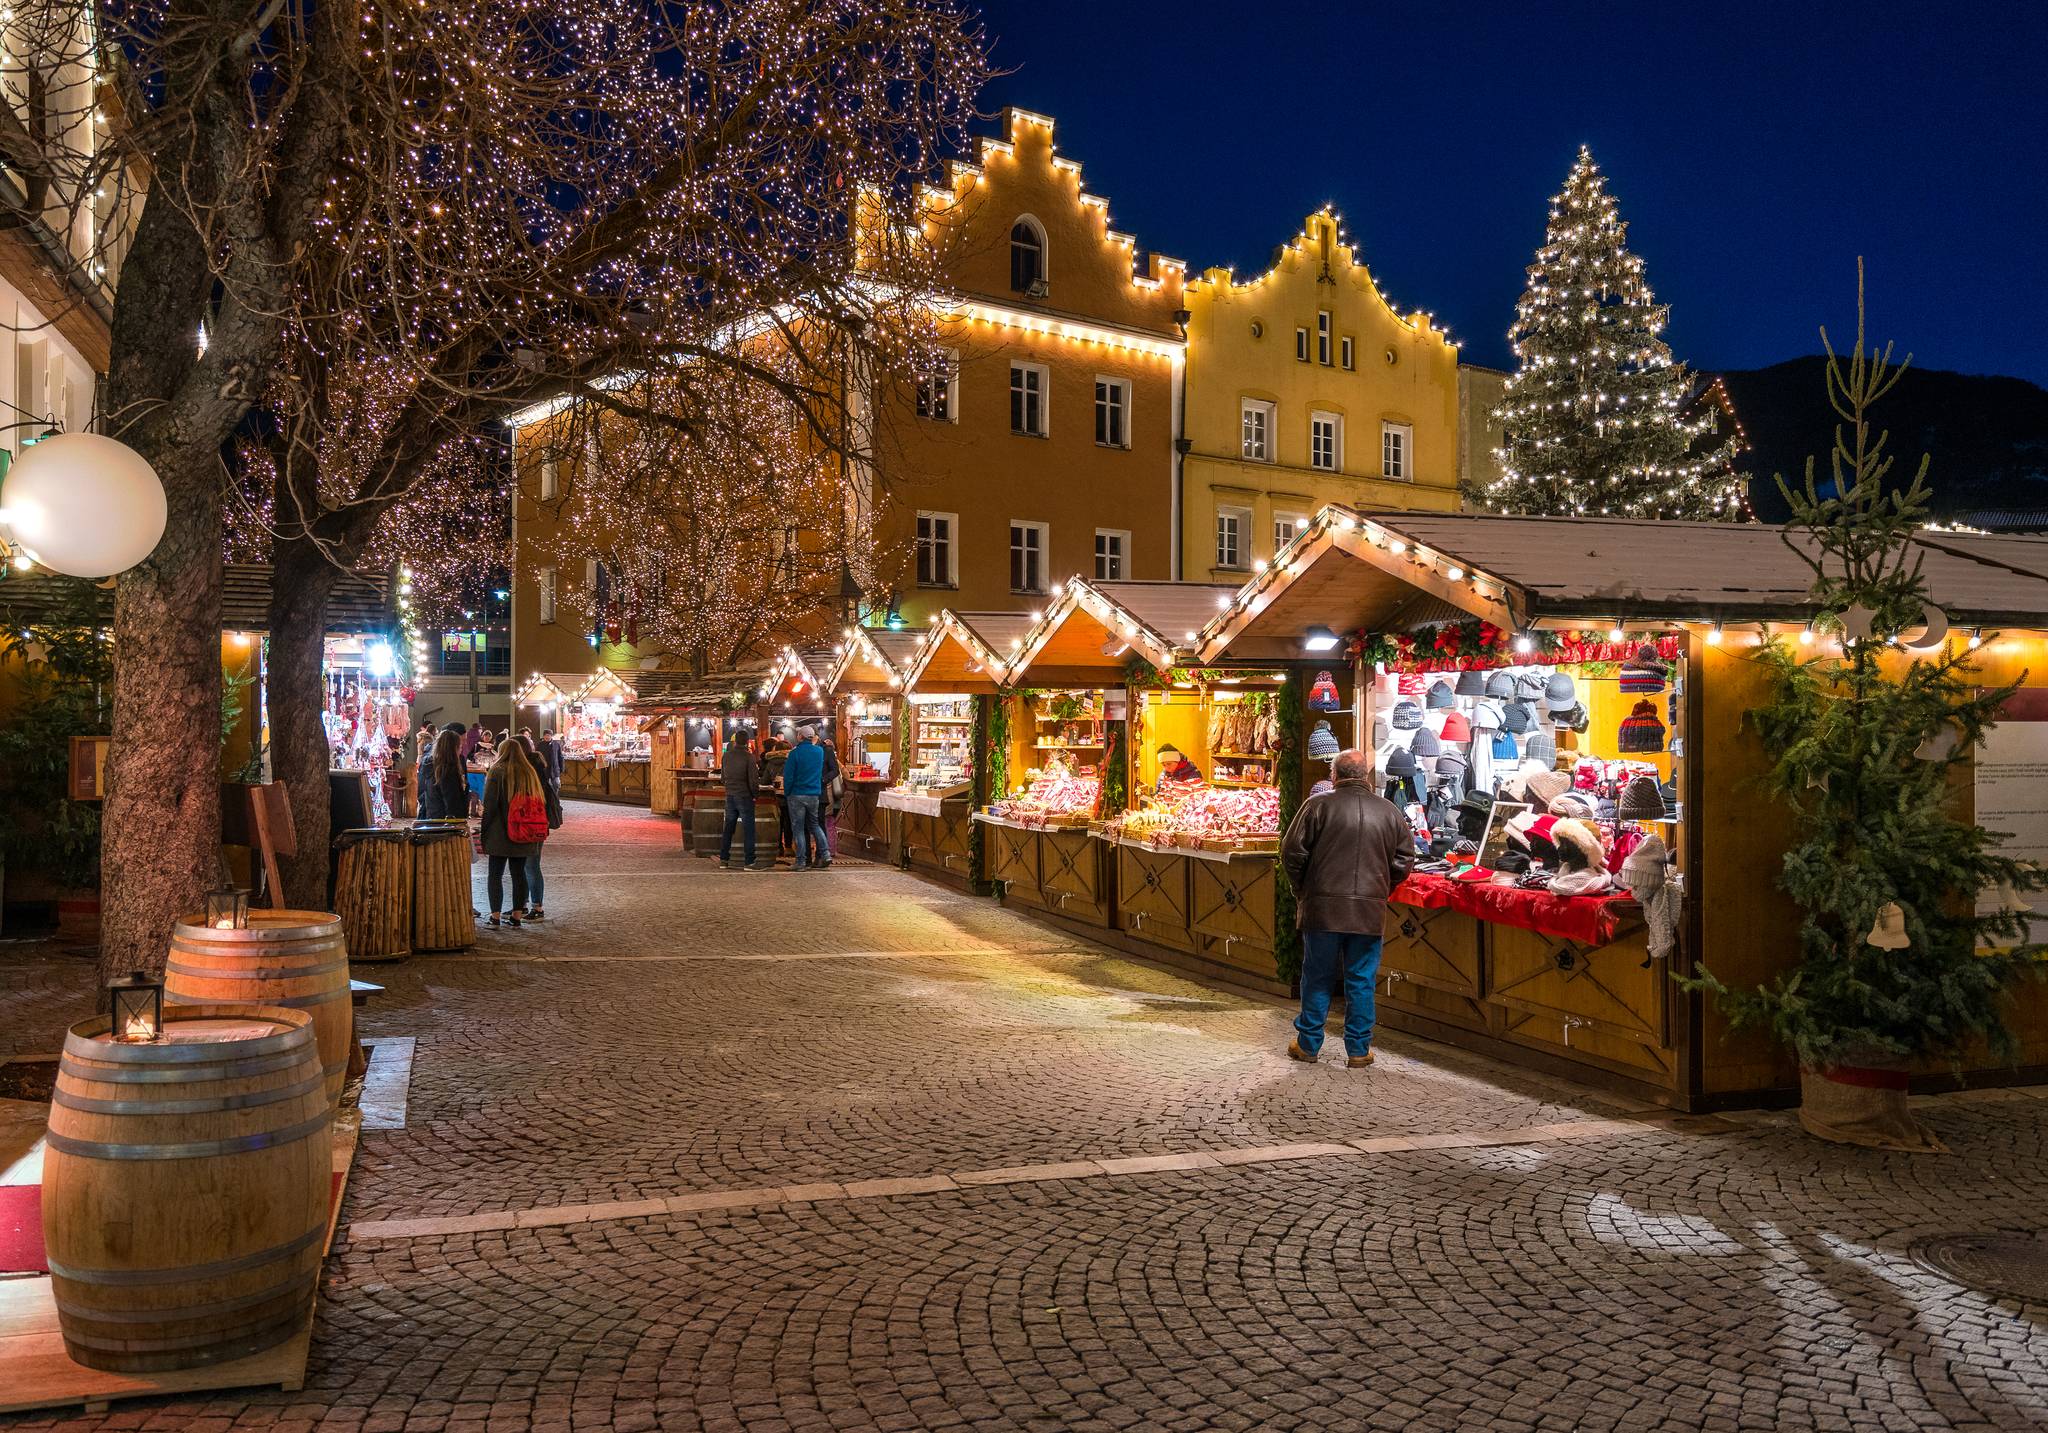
[16,0,991,965]
[1468,146,1743,521]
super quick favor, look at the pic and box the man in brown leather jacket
[1280,748,1414,1067]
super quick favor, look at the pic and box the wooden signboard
[66,737,109,802]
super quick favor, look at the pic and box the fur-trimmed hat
[1551,817,1607,871]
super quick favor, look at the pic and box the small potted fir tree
[1691,275,2046,1150]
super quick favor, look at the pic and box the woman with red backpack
[480,739,550,929]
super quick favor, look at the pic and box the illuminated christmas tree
[1471,147,1743,519]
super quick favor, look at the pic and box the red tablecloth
[1391,870,1636,946]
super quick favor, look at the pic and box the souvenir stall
[320,633,412,825]
[888,611,1031,887]
[554,669,646,800]
[823,627,922,860]
[760,645,835,748]
[1188,504,2048,1109]
[621,667,772,818]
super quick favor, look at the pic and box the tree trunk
[97,449,225,980]
[267,536,343,910]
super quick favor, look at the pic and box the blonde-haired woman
[480,739,549,928]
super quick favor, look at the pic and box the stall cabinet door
[1190,856,1278,978]
[1486,921,1677,1084]
[988,822,1039,893]
[1117,844,1195,952]
[1038,829,1111,927]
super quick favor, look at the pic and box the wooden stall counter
[973,813,1114,928]
[837,777,892,861]
[1097,834,1284,991]
[881,787,973,885]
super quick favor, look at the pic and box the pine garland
[1272,670,1305,982]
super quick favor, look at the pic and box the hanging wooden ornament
[1899,602,1951,653]
[1865,901,1910,950]
[1996,880,2032,915]
[1837,602,1876,643]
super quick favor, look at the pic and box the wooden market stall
[886,611,1032,887]
[1188,504,2048,1109]
[623,665,777,849]
[822,627,923,861]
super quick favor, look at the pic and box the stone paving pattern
[2,800,2045,1430]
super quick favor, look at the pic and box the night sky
[979,2,2048,385]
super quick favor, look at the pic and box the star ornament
[1838,602,1877,643]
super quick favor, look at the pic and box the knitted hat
[1503,702,1536,734]
[1505,758,1550,799]
[1436,744,1468,774]
[1308,669,1343,711]
[1409,727,1441,758]
[1659,779,1679,811]
[1437,710,1471,743]
[1372,715,1391,747]
[1454,669,1489,697]
[1618,773,1667,821]
[1595,796,1619,821]
[1524,768,1571,808]
[1620,834,1670,892]
[1543,671,1577,708]
[1491,730,1519,761]
[1619,644,1668,695]
[1471,699,1505,731]
[1310,779,1335,798]
[1391,700,1424,730]
[1547,792,1596,820]
[1551,817,1607,870]
[1425,679,1456,710]
[1523,731,1557,768]
[1617,700,1666,753]
[1484,669,1516,700]
[1397,672,1425,697]
[1308,720,1340,759]
[1514,672,1546,703]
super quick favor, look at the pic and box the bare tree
[7,0,987,958]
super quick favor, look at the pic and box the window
[1009,521,1048,594]
[537,567,557,624]
[1093,376,1130,448]
[538,455,559,501]
[1382,421,1413,480]
[915,351,957,421]
[1240,399,1274,461]
[483,640,511,678]
[916,512,957,588]
[1341,336,1355,370]
[1311,412,1342,472]
[1094,529,1129,580]
[1316,310,1332,366]
[1273,513,1306,553]
[1215,506,1249,570]
[1010,362,1048,436]
[1010,217,1046,293]
[1294,327,1309,362]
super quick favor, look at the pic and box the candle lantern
[108,971,164,1043]
[205,885,249,931]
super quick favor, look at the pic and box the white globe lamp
[0,432,168,578]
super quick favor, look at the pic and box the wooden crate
[1115,843,1195,952]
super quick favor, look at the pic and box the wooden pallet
[0,1107,361,1415]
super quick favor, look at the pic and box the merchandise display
[1111,784,1280,851]
[989,771,1099,827]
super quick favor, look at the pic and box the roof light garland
[1471,147,1743,521]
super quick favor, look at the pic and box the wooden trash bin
[332,828,411,963]
[165,911,352,1107]
[43,1004,331,1373]
[411,821,475,951]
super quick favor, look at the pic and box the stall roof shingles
[627,665,772,713]
[1091,580,1238,641]
[1361,512,2048,624]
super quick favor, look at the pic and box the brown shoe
[1286,1039,1316,1063]
[1347,1052,1375,1068]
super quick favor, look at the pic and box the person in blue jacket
[779,727,830,870]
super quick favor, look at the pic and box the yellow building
[1179,211,1461,582]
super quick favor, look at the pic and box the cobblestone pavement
[3,800,2047,1431]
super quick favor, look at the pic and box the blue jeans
[787,793,826,868]
[1295,931,1384,1057]
[523,854,544,908]
[720,793,756,864]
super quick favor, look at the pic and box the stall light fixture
[1389,539,1407,555]
[1608,624,1624,642]
[1444,564,1464,582]
[1215,593,1230,609]
[1707,624,1723,644]
[1184,630,1199,642]
[1799,626,1814,644]
[1302,625,1340,653]
[1253,558,1268,573]
[1513,634,1533,654]
[1969,629,1984,649]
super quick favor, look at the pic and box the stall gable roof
[514,674,569,706]
[1002,578,1217,681]
[904,610,1034,692]
[825,626,919,693]
[1195,507,1515,662]
[627,665,773,714]
[574,669,638,705]
[0,563,392,636]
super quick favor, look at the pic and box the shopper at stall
[719,728,762,870]
[479,739,548,928]
[818,731,843,859]
[414,723,438,818]
[762,734,793,858]
[514,733,564,920]
[457,721,481,763]
[421,729,470,821]
[781,727,830,870]
[1280,747,1414,1068]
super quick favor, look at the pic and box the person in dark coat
[719,729,761,869]
[515,733,564,918]
[479,740,545,927]
[540,731,565,783]
[420,729,470,821]
[1279,747,1414,1068]
[414,723,438,818]
[817,731,843,860]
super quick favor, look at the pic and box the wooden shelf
[1213,751,1275,760]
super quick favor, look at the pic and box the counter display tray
[876,786,968,817]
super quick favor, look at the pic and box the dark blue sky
[980,2,2048,384]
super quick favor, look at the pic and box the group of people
[717,724,842,871]
[413,720,566,929]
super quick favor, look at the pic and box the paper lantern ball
[1,433,167,578]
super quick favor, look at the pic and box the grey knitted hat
[1522,731,1558,768]
[1391,700,1423,730]
[1409,727,1441,757]
[1425,679,1456,710]
[1503,702,1536,734]
[1308,720,1340,759]
[1454,669,1488,697]
[1484,669,1516,699]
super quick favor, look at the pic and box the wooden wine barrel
[43,1005,331,1373]
[333,828,411,963]
[164,911,352,1107]
[411,821,475,951]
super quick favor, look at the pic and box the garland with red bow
[1350,622,1680,673]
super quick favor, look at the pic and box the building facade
[1457,362,1509,497]
[874,107,1187,626]
[1179,211,1461,582]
